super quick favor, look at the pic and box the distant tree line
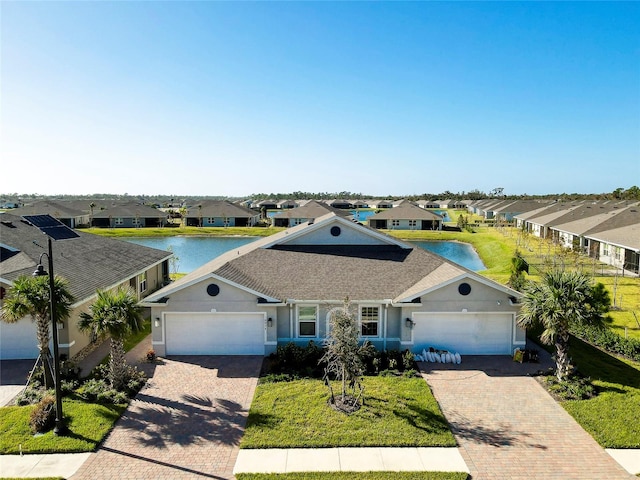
[2,185,638,206]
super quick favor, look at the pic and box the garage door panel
[165,313,265,355]
[413,313,513,355]
[0,319,39,360]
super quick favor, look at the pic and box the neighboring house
[351,200,369,209]
[450,200,471,210]
[546,202,635,251]
[9,201,89,228]
[142,213,525,357]
[492,200,555,223]
[183,201,259,227]
[90,203,168,228]
[255,199,279,211]
[0,214,172,360]
[368,201,443,230]
[368,200,394,209]
[515,201,586,238]
[416,200,441,209]
[271,200,352,227]
[583,204,640,274]
[323,199,354,209]
[277,199,299,210]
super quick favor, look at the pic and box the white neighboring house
[142,213,525,357]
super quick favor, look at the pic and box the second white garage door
[164,313,265,355]
[412,312,514,355]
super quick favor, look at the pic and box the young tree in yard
[517,270,609,381]
[321,298,372,412]
[78,287,143,391]
[1,275,74,388]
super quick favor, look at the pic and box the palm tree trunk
[36,317,54,388]
[109,338,127,391]
[555,331,571,381]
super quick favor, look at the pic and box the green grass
[241,376,455,449]
[559,336,640,448]
[84,226,284,238]
[237,473,468,480]
[123,319,151,352]
[0,397,125,454]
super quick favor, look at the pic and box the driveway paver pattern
[422,355,635,480]
[71,355,262,480]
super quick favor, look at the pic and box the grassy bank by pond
[83,225,284,238]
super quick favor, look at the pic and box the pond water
[124,236,485,273]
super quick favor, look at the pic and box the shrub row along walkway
[422,354,636,480]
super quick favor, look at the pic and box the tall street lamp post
[33,237,66,435]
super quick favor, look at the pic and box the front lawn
[241,376,455,449]
[237,473,468,480]
[560,336,640,448]
[0,397,125,453]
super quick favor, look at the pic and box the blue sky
[2,1,638,197]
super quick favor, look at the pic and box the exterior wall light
[154,317,161,328]
[267,317,273,327]
[405,318,413,328]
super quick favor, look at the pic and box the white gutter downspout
[383,303,388,351]
[383,300,392,351]
[289,302,294,340]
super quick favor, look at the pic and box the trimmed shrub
[29,395,56,433]
[267,341,325,378]
[571,323,640,362]
[15,384,52,406]
[545,375,597,401]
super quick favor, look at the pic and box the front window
[139,272,147,293]
[360,306,379,337]
[114,217,124,225]
[391,219,400,227]
[408,220,417,228]
[298,306,317,337]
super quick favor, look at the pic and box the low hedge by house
[571,322,640,362]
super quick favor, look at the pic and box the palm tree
[1,275,74,388]
[78,287,143,391]
[517,269,608,381]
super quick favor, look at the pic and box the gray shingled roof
[211,244,449,301]
[9,201,86,219]
[271,200,352,220]
[142,213,511,305]
[185,200,258,218]
[0,214,171,302]
[368,201,442,221]
[91,203,167,219]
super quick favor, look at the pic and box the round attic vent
[330,226,341,237]
[206,283,220,297]
[458,282,471,296]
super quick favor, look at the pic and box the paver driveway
[71,355,262,480]
[422,355,634,480]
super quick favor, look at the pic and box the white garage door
[0,319,39,360]
[165,313,265,355]
[412,312,514,355]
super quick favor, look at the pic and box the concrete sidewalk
[0,453,91,478]
[233,447,469,475]
[0,447,638,478]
